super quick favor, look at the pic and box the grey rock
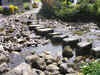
[46,64,59,72]
[4,63,33,75]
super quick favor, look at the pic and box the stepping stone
[48,32,62,37]
[63,36,80,48]
[91,46,100,57]
[29,25,42,30]
[52,34,69,42]
[35,26,45,31]
[36,28,54,35]
[77,41,92,56]
[27,20,33,25]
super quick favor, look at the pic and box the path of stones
[0,2,100,75]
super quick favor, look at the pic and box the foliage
[80,61,100,75]
[0,5,19,15]
[41,0,100,21]
[23,2,30,10]
[0,6,3,13]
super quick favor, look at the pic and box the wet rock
[62,45,73,58]
[91,46,100,57]
[77,41,92,56]
[4,63,33,75]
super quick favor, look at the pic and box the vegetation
[41,0,100,21]
[23,2,30,10]
[80,60,100,75]
[0,5,19,15]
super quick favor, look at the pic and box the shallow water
[21,40,63,56]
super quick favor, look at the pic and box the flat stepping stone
[36,28,54,35]
[78,41,92,48]
[29,25,42,30]
[77,41,92,56]
[63,36,80,47]
[52,34,69,42]
[48,32,62,37]
[91,46,100,57]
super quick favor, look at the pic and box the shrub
[23,2,30,10]
[80,61,100,75]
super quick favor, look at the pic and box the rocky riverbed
[0,10,100,75]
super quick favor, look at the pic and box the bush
[41,0,100,21]
[80,61,100,75]
[23,2,30,10]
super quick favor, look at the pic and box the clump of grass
[72,31,85,36]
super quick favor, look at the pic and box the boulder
[46,64,59,72]
[62,45,73,58]
[4,63,33,75]
[25,55,46,70]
